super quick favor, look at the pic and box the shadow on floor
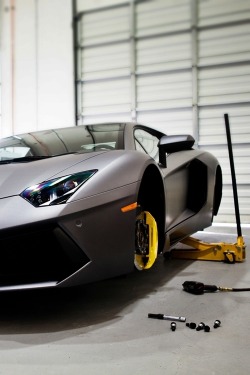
[0,255,191,337]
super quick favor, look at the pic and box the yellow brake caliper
[134,211,158,270]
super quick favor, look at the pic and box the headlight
[20,170,97,207]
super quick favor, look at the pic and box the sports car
[0,123,222,291]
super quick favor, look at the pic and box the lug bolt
[213,320,221,329]
[186,322,196,329]
[196,322,205,331]
[171,322,176,331]
[204,325,210,332]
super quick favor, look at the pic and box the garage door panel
[80,6,129,45]
[75,0,250,224]
[198,24,250,66]
[137,108,193,135]
[199,0,250,26]
[136,0,190,37]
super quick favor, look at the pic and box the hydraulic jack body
[170,235,246,263]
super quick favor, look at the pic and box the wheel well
[213,165,223,216]
[137,165,165,253]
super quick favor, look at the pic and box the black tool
[214,320,221,328]
[204,325,210,332]
[196,322,205,331]
[171,322,176,331]
[183,281,250,295]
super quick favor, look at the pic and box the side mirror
[158,134,195,168]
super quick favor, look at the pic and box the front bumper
[0,184,137,291]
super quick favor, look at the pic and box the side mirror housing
[158,134,195,168]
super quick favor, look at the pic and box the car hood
[0,152,105,198]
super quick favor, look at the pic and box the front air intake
[0,224,89,287]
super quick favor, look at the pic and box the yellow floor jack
[170,234,246,263]
[170,114,246,264]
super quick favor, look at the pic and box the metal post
[224,113,242,237]
[191,0,199,146]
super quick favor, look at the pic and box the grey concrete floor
[0,226,250,375]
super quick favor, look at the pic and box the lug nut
[171,322,176,331]
[204,325,210,332]
[186,322,196,329]
[213,320,221,328]
[196,322,205,331]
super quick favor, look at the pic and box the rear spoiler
[158,134,195,168]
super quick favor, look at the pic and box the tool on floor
[213,320,221,328]
[186,320,219,332]
[170,114,246,263]
[182,280,250,294]
[196,322,205,331]
[148,313,186,322]
[170,322,176,331]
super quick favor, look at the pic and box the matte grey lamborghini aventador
[0,123,222,291]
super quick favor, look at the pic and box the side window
[134,128,159,162]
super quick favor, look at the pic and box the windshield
[0,124,125,161]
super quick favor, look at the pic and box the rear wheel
[134,210,158,270]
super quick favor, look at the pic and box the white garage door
[75,0,250,225]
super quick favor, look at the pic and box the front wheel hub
[135,219,149,255]
[134,211,158,270]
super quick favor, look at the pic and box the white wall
[0,0,74,137]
